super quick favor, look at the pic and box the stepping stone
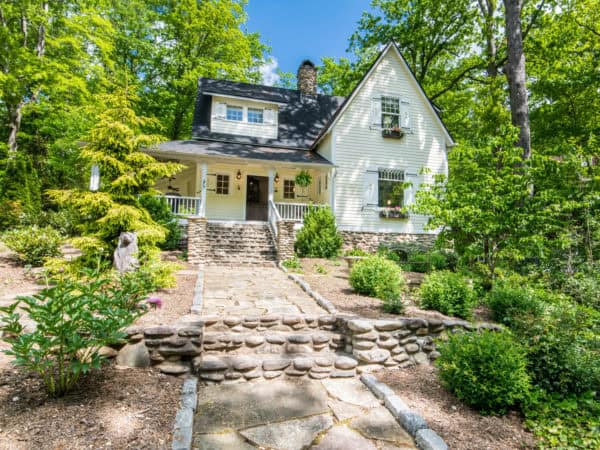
[328,399,365,421]
[240,414,333,450]
[311,424,377,450]
[194,431,255,450]
[321,378,381,408]
[350,407,414,447]
[194,379,329,433]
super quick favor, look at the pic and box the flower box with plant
[379,206,409,219]
[382,126,405,139]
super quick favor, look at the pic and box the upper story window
[247,108,264,124]
[378,169,404,207]
[226,105,243,121]
[381,96,400,129]
[216,174,230,195]
[283,179,295,199]
[371,95,411,130]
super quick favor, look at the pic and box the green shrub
[294,206,342,258]
[2,226,63,266]
[514,301,600,396]
[282,256,302,270]
[139,194,182,250]
[349,256,406,306]
[406,253,431,272]
[562,269,600,310]
[486,283,544,326]
[419,271,476,319]
[344,247,370,256]
[436,330,531,415]
[313,263,328,274]
[0,272,150,396]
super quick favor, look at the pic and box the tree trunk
[7,102,24,157]
[478,0,499,77]
[503,0,531,159]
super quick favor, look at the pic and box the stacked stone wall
[340,231,436,253]
[276,221,296,261]
[187,217,208,265]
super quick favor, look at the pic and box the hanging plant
[295,170,313,188]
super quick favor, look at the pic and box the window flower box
[382,127,404,139]
[379,207,409,219]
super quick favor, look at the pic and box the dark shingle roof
[192,78,345,150]
[153,140,333,166]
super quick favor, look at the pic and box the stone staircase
[204,221,277,266]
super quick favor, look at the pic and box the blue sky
[245,0,373,84]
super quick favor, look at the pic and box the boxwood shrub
[418,270,476,319]
[436,330,531,415]
[349,256,406,310]
[294,206,342,258]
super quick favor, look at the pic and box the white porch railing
[160,195,201,217]
[268,199,282,237]
[274,202,327,222]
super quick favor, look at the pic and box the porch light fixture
[274,173,280,183]
[236,169,242,180]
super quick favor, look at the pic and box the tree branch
[430,62,485,100]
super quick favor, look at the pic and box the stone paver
[192,378,416,450]
[202,266,326,316]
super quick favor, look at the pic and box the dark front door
[246,175,269,221]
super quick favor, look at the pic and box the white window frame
[225,105,243,122]
[283,179,295,199]
[377,168,405,208]
[381,96,401,129]
[247,107,264,124]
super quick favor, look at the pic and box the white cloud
[259,57,280,86]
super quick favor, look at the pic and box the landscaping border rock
[360,374,447,450]
[190,269,204,315]
[172,377,198,450]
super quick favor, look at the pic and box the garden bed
[298,257,491,321]
[377,365,536,449]
[0,360,183,449]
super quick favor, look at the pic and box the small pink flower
[146,297,162,309]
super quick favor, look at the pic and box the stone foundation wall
[187,217,207,265]
[340,231,436,253]
[276,221,296,261]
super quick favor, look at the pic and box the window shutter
[214,102,226,119]
[400,99,411,129]
[363,168,379,207]
[264,108,275,124]
[370,96,382,128]
[403,172,418,205]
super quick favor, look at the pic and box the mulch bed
[0,361,183,450]
[378,365,536,450]
[299,257,491,322]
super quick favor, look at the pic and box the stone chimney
[297,60,317,95]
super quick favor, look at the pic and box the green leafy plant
[349,256,406,307]
[313,263,328,274]
[486,282,545,327]
[138,194,182,250]
[344,248,370,256]
[294,170,313,187]
[419,270,476,319]
[2,226,63,266]
[436,330,531,415]
[294,206,342,258]
[0,272,150,396]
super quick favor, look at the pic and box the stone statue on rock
[113,231,139,273]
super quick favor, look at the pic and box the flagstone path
[193,377,416,450]
[201,266,326,316]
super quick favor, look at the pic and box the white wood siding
[331,49,448,233]
[210,95,278,139]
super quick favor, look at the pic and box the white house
[148,42,454,264]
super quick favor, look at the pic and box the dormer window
[226,105,243,121]
[247,108,264,124]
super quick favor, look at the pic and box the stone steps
[203,221,277,265]
[193,352,360,383]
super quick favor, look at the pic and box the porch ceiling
[152,139,334,167]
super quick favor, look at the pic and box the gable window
[378,169,404,207]
[216,174,230,195]
[226,105,243,121]
[247,108,264,124]
[381,96,400,129]
[283,179,295,199]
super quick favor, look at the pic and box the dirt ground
[0,243,47,300]
[378,366,536,450]
[0,361,182,450]
[299,257,491,322]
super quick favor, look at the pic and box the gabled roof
[192,78,345,150]
[311,41,455,148]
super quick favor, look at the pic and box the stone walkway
[202,266,326,316]
[193,377,415,450]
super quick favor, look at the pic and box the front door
[245,175,269,221]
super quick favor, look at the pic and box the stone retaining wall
[186,217,208,265]
[275,220,296,261]
[340,230,436,253]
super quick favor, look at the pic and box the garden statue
[113,232,139,272]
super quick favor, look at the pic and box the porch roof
[152,140,334,167]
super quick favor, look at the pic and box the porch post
[268,168,275,203]
[199,162,208,217]
[195,162,202,196]
[329,167,336,213]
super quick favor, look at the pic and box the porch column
[199,162,207,217]
[329,167,336,213]
[268,168,275,203]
